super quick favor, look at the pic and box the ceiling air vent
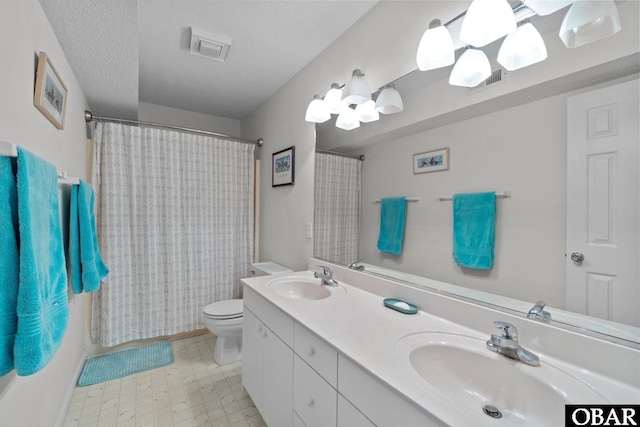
[468,68,506,94]
[189,28,232,62]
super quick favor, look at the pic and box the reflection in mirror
[313,1,639,346]
[313,151,363,265]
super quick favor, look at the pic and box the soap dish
[383,298,419,314]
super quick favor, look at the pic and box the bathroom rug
[76,341,174,386]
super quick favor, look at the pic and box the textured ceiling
[39,0,378,121]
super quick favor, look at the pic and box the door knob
[571,252,585,265]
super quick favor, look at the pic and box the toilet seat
[203,299,243,320]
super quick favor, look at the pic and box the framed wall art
[413,147,449,174]
[34,52,68,130]
[272,146,295,187]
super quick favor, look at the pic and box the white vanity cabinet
[242,287,294,427]
[338,355,445,427]
[243,284,431,427]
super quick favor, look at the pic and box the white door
[566,79,639,327]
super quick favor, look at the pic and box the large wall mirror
[314,1,639,346]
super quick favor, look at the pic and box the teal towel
[0,157,19,376]
[69,180,108,294]
[453,192,496,270]
[14,148,69,376]
[377,197,407,255]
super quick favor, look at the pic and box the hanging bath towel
[14,148,69,376]
[0,157,19,376]
[69,180,109,294]
[453,192,496,270]
[377,197,407,255]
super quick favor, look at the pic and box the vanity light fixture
[304,94,331,123]
[324,83,344,115]
[341,69,371,105]
[522,0,574,16]
[559,0,621,48]
[355,100,380,123]
[459,0,517,47]
[375,84,404,114]
[416,19,455,71]
[448,47,491,88]
[335,105,360,130]
[497,21,547,71]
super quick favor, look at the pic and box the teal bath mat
[77,341,174,386]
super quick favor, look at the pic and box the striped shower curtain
[91,122,254,347]
[313,152,361,266]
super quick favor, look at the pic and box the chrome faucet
[527,300,551,321]
[349,260,365,271]
[314,265,339,286]
[486,321,540,366]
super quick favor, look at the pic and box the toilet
[203,261,292,365]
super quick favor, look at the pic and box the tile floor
[63,334,265,427]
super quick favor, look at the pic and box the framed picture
[34,52,68,130]
[413,147,449,174]
[272,146,295,187]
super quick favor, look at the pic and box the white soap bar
[394,301,411,310]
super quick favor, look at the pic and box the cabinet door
[338,394,375,427]
[262,325,294,427]
[242,308,263,410]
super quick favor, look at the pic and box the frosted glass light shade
[336,106,360,130]
[460,0,517,47]
[375,85,403,114]
[304,95,330,123]
[355,100,379,123]
[523,0,574,16]
[341,69,371,105]
[324,83,343,115]
[497,23,548,71]
[449,48,491,87]
[559,0,621,48]
[416,25,455,71]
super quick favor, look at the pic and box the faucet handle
[315,265,332,276]
[493,321,518,340]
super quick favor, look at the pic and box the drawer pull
[306,397,314,407]
[307,347,315,357]
[257,326,262,333]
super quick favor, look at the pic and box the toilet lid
[204,299,243,319]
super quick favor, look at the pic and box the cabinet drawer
[294,355,337,427]
[244,285,294,346]
[294,323,338,387]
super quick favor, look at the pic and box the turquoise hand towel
[0,157,19,376]
[453,192,496,270]
[14,148,69,376]
[377,197,407,255]
[69,180,109,294]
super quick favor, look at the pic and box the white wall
[0,1,91,425]
[138,102,241,137]
[358,94,568,307]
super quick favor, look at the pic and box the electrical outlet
[306,223,313,239]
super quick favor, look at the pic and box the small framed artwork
[272,146,295,187]
[413,147,449,174]
[34,52,68,130]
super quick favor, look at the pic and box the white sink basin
[395,332,607,425]
[266,277,346,301]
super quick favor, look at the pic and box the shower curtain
[91,122,254,347]
[314,152,361,265]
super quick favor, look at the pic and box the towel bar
[374,196,420,203]
[437,190,511,201]
[1,141,80,185]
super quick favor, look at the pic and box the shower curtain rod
[84,110,263,147]
[315,149,365,161]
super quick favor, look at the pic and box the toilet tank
[250,261,293,277]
